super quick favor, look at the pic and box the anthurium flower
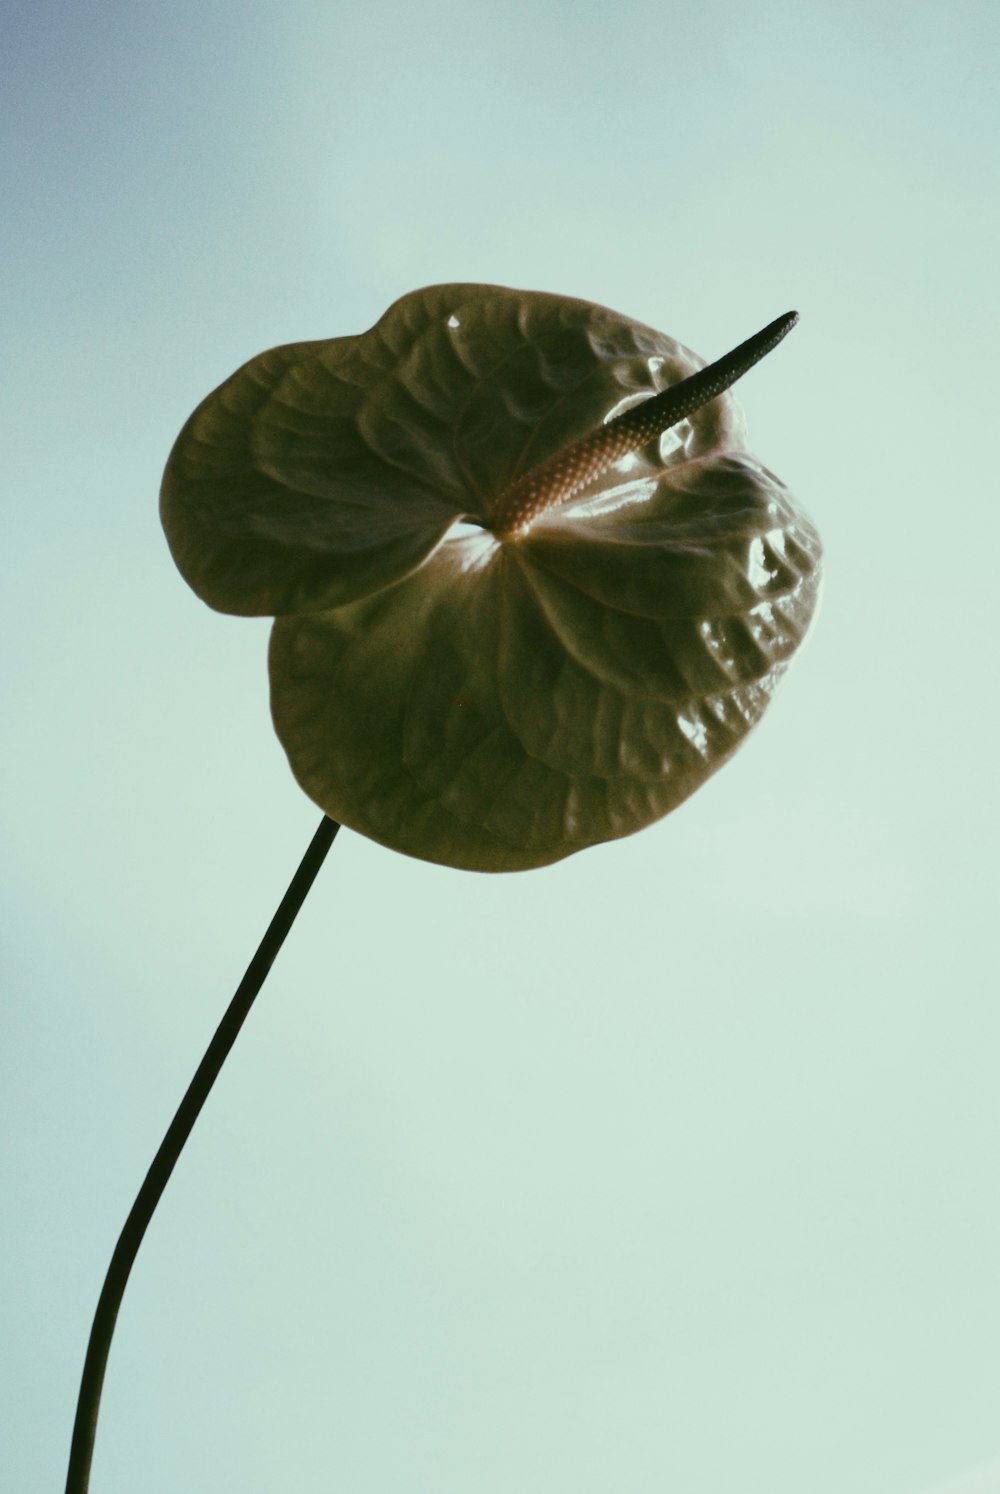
[161,284,821,871]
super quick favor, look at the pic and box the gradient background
[3,1,998,1490]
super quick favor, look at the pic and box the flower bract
[161,284,822,871]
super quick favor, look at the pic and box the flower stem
[64,813,340,1494]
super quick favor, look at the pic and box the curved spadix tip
[761,309,799,344]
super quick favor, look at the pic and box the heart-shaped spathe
[162,284,821,871]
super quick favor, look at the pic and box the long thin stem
[64,813,340,1494]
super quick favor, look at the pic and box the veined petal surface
[163,284,821,870]
[161,284,732,616]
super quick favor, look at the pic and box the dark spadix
[162,284,821,871]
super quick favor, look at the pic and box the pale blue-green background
[3,1,998,1490]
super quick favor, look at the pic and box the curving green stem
[491,310,799,537]
[64,814,340,1494]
